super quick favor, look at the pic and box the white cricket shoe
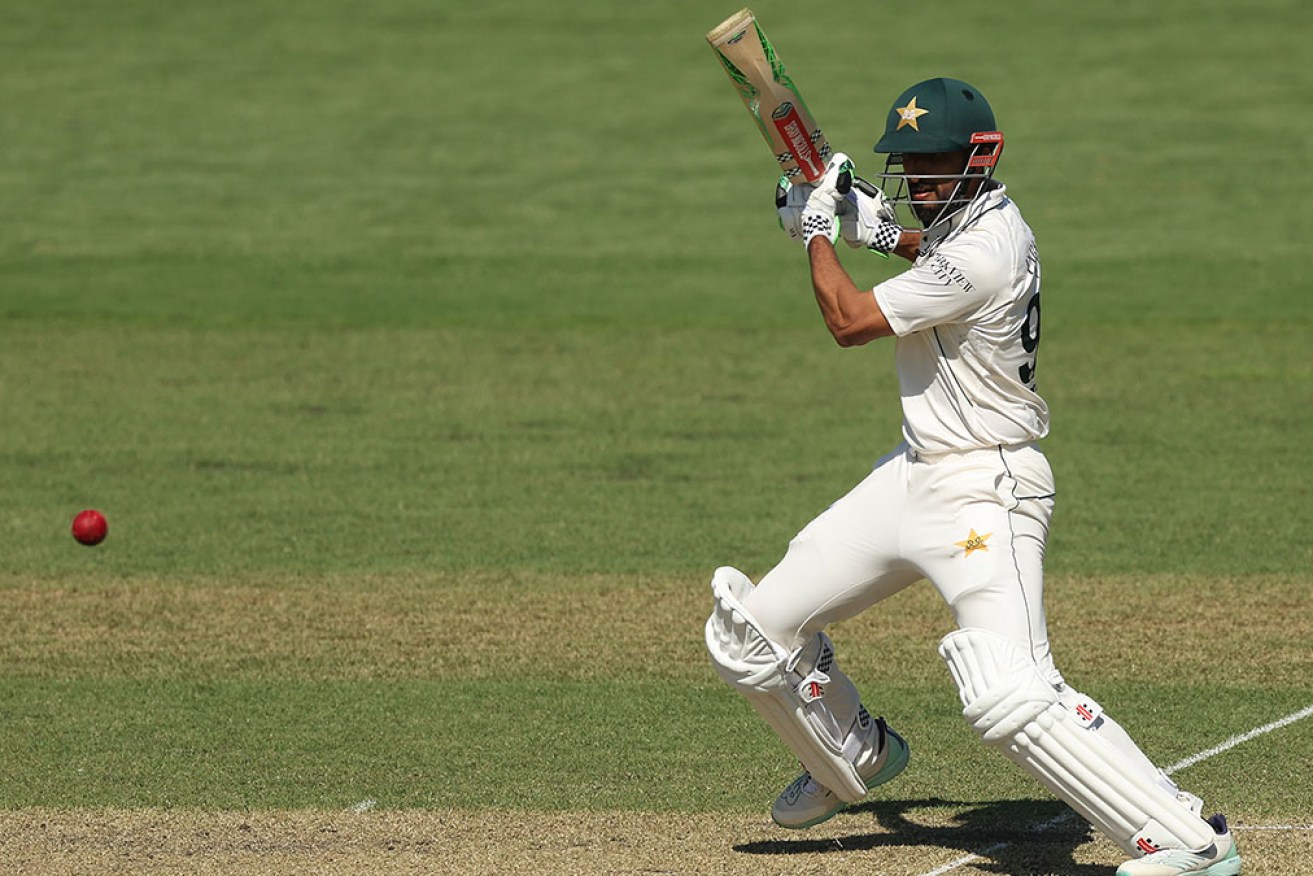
[1117,814,1242,876]
[771,717,909,829]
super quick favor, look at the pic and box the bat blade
[706,8,831,184]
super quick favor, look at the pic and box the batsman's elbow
[828,323,867,347]
[825,314,893,347]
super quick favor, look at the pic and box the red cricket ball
[72,509,109,546]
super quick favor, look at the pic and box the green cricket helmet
[871,77,1005,227]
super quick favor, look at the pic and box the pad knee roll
[939,629,1215,857]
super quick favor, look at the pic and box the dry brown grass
[0,808,1306,876]
[0,570,706,682]
[0,570,1307,687]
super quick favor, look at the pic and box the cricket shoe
[771,717,909,829]
[1116,814,1242,876]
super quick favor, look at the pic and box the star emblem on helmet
[895,96,930,131]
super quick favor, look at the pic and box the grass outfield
[1,572,1310,873]
[0,574,1310,876]
[3,0,1312,873]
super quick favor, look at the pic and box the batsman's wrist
[861,222,902,254]
[806,235,836,255]
[801,211,837,247]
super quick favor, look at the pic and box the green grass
[1,0,1310,850]
[2,322,1307,577]
[3,677,1308,814]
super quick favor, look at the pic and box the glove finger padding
[852,177,898,224]
[776,176,815,242]
[805,153,853,216]
[838,177,902,255]
[800,153,853,247]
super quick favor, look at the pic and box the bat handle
[835,157,854,195]
[852,177,882,198]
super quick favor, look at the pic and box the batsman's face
[903,150,972,226]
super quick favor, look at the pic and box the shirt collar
[920,182,1008,254]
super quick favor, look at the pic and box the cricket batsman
[704,77,1242,875]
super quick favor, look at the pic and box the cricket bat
[706,8,832,184]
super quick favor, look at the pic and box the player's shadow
[734,797,1107,876]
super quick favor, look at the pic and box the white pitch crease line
[348,799,377,813]
[914,702,1313,876]
[919,809,1079,876]
[1163,702,1313,774]
[917,848,1001,876]
[1232,824,1313,832]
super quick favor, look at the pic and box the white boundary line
[915,702,1313,876]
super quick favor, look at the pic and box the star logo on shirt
[955,528,992,556]
[895,96,930,131]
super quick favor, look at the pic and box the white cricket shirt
[872,184,1049,455]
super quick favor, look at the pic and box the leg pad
[705,567,868,802]
[939,629,1215,857]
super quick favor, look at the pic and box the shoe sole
[1206,854,1243,876]
[773,728,911,830]
[1115,845,1242,876]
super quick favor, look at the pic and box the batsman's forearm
[807,239,894,346]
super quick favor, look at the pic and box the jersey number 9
[1019,291,1041,389]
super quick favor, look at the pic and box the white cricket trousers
[745,441,1059,678]
[740,440,1185,814]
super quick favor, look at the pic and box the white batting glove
[838,178,902,256]
[775,176,815,243]
[800,153,853,247]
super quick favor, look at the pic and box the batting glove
[800,153,853,247]
[775,176,815,243]
[838,177,902,256]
